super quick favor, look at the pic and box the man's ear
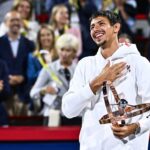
[113,23,121,33]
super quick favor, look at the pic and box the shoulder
[21,35,34,45]
[73,56,97,75]
[28,52,36,60]
[78,56,96,66]
[21,36,32,42]
[132,54,149,64]
[21,36,35,50]
[47,60,59,71]
[131,55,150,74]
[0,34,7,41]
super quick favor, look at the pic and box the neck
[101,39,119,59]
[43,46,52,51]
[60,61,72,68]
[56,23,65,30]
[8,32,19,40]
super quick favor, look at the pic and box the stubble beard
[97,40,106,47]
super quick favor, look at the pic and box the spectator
[0,10,35,116]
[50,4,82,59]
[118,33,132,43]
[27,24,57,114]
[30,33,79,126]
[27,24,57,86]
[33,0,68,22]
[45,0,68,14]
[102,0,114,10]
[12,0,40,41]
[50,4,69,39]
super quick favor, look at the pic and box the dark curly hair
[90,10,121,26]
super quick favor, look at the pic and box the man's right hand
[90,61,126,94]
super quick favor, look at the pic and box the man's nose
[93,24,100,31]
[62,51,68,57]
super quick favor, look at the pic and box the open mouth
[94,32,105,40]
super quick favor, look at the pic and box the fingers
[111,124,127,132]
[111,62,126,78]
[105,61,111,68]
[116,72,124,78]
[111,123,136,139]
[111,125,128,139]
[97,61,127,88]
[101,61,110,74]
[46,86,57,94]
[111,62,126,72]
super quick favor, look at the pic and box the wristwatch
[134,122,141,135]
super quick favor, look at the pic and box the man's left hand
[111,123,139,139]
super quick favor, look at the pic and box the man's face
[6,12,22,35]
[90,16,116,47]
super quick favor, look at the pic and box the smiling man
[0,10,35,116]
[62,10,150,150]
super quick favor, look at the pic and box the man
[62,10,150,150]
[0,10,35,116]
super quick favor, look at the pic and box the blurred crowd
[0,0,149,127]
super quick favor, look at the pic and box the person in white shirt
[62,10,150,150]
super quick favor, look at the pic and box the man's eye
[90,26,94,30]
[99,23,104,25]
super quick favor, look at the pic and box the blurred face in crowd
[40,28,54,50]
[17,0,31,20]
[55,6,69,26]
[114,0,125,6]
[90,16,120,47]
[119,37,131,43]
[5,11,22,35]
[58,47,76,66]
